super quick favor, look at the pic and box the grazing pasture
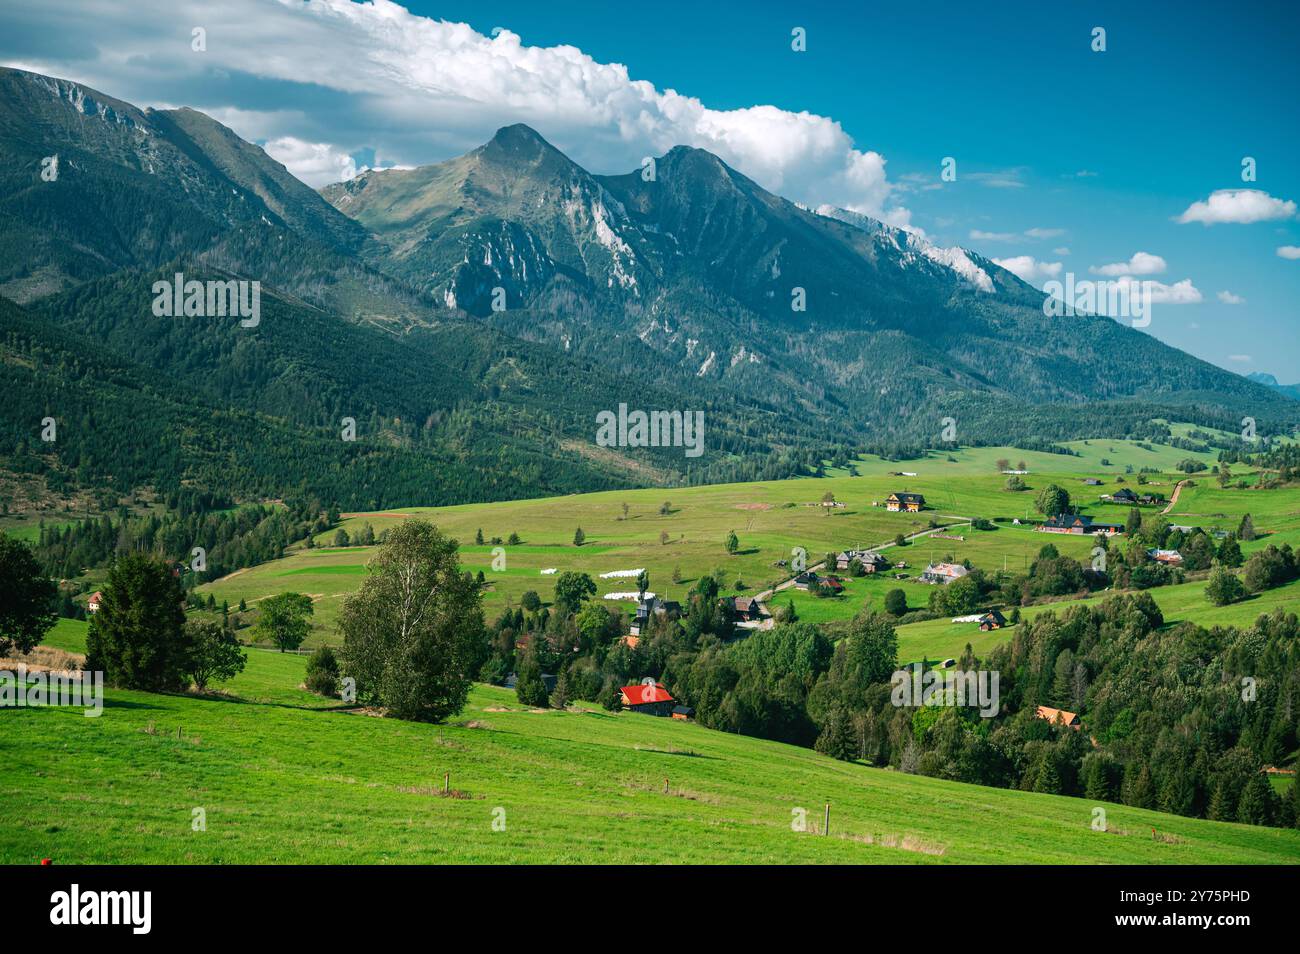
[5,620,1298,865]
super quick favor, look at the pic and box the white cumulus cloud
[0,0,911,223]
[1217,290,1245,305]
[1111,276,1203,305]
[992,256,1062,285]
[1090,251,1167,277]
[1177,189,1297,225]
[1278,245,1300,259]
[262,137,358,187]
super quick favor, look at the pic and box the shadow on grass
[100,697,166,711]
[188,690,344,712]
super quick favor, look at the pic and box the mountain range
[1,66,1295,509]
[1247,372,1300,402]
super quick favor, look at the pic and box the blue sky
[3,0,1298,378]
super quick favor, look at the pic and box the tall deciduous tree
[339,520,484,722]
[185,620,247,690]
[1034,484,1071,517]
[254,592,314,652]
[552,571,596,612]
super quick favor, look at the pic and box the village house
[1038,513,1124,535]
[620,682,675,716]
[1108,488,1139,504]
[1082,478,1103,486]
[921,562,969,584]
[886,492,926,513]
[728,596,772,630]
[504,672,558,694]
[1035,705,1081,730]
[629,596,682,636]
[1148,548,1184,565]
[671,705,694,721]
[836,549,889,573]
[979,610,1008,631]
[87,591,103,613]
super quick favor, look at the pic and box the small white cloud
[1177,189,1297,225]
[1052,247,1071,256]
[1111,276,1203,305]
[992,256,1062,285]
[262,136,357,187]
[1228,354,1253,363]
[970,227,1064,243]
[1090,251,1167,277]
[967,169,1026,189]
[1278,245,1300,259]
[1217,290,1245,305]
[1073,170,1098,178]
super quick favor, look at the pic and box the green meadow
[4,620,1298,865]
[200,439,1237,645]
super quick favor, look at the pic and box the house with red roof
[620,682,675,716]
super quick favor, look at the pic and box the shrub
[305,645,340,696]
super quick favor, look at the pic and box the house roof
[621,683,674,705]
[888,492,925,503]
[672,705,693,716]
[981,610,1007,624]
[1035,705,1080,727]
[1111,488,1139,500]
[841,549,887,564]
[924,562,969,578]
[1042,513,1123,531]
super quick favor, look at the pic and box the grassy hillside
[197,439,1296,648]
[4,620,1297,865]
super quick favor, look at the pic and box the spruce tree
[1126,764,1156,809]
[814,708,855,762]
[1034,756,1062,794]
[1207,779,1236,821]
[1237,773,1277,826]
[86,553,190,691]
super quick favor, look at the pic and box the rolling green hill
[197,439,1292,647]
[4,620,1297,865]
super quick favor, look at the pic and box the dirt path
[1161,480,1188,515]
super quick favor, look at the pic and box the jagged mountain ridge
[322,123,1297,435]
